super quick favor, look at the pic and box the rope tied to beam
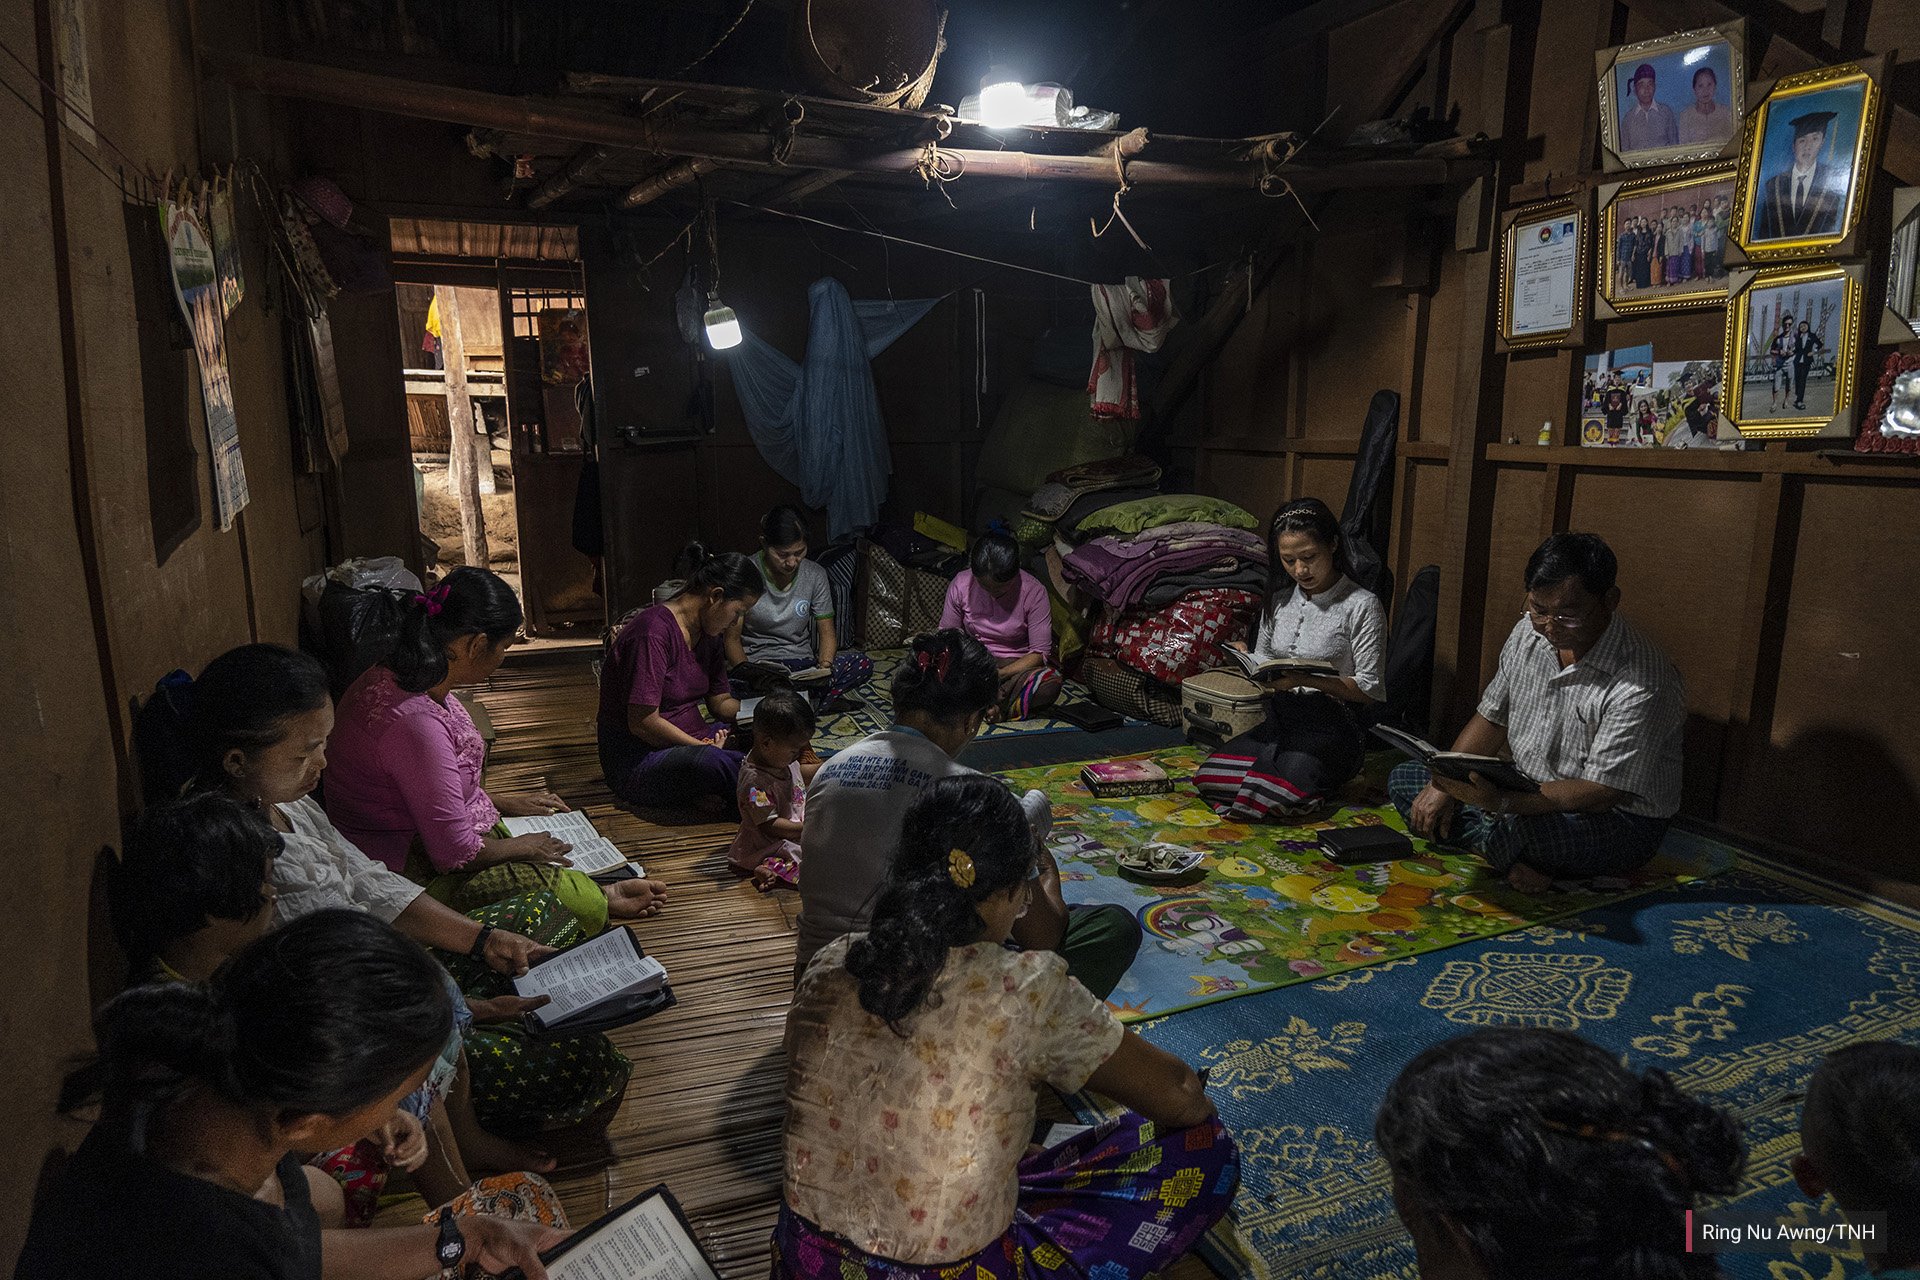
[770,97,806,165]
[1090,144,1151,252]
[1256,134,1319,230]
[914,138,964,207]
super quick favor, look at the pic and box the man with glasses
[1389,533,1684,894]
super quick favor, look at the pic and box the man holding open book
[1389,533,1684,894]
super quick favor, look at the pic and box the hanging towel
[1088,277,1178,420]
[725,278,940,539]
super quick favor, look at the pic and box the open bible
[1222,649,1341,681]
[532,1185,720,1280]
[511,926,674,1038]
[500,811,641,881]
[1369,724,1540,795]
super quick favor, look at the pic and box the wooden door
[498,266,604,633]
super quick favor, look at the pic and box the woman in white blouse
[1195,497,1387,819]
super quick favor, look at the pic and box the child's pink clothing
[729,757,804,878]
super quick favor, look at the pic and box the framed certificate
[1499,196,1590,351]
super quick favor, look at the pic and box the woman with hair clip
[939,530,1063,722]
[778,775,1238,1280]
[16,910,569,1279]
[726,504,872,699]
[174,643,630,1148]
[1195,497,1386,821]
[797,630,1140,998]
[598,542,763,810]
[325,567,666,928]
[1376,1027,1744,1280]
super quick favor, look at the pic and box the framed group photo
[1722,261,1864,438]
[1733,59,1886,261]
[1498,196,1589,351]
[1596,22,1746,171]
[1597,162,1738,317]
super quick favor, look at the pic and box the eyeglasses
[1523,601,1589,628]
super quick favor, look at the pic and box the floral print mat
[1002,746,1738,1021]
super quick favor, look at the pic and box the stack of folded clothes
[1056,503,1268,722]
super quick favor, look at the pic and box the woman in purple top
[938,532,1063,722]
[599,545,763,810]
[327,567,665,929]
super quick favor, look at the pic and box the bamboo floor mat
[374,653,1215,1280]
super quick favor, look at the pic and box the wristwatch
[435,1206,466,1276]
[468,924,496,962]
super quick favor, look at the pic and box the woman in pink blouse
[778,775,1238,1280]
[327,567,665,931]
[938,532,1063,722]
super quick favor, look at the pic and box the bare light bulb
[980,71,1028,129]
[704,300,742,351]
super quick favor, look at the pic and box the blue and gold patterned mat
[1081,848,1920,1280]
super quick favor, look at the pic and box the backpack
[1378,565,1440,734]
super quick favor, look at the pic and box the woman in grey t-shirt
[726,505,872,699]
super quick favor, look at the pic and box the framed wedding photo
[1722,261,1864,439]
[1732,58,1886,262]
[1597,162,1738,318]
[1596,22,1746,171]
[1498,197,1589,352]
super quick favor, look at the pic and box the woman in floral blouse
[777,775,1239,1279]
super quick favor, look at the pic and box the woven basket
[787,0,948,108]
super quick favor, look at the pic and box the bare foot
[606,878,668,918]
[1506,863,1555,896]
[462,1129,558,1176]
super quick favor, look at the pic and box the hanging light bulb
[704,293,742,350]
[979,65,1029,129]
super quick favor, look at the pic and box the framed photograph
[1883,188,1920,344]
[1722,261,1864,439]
[1856,352,1920,456]
[1596,22,1746,171]
[1732,57,1887,262]
[1597,162,1738,317]
[1498,196,1589,351]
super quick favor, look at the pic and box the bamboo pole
[200,49,1452,193]
[435,285,489,570]
[621,157,723,209]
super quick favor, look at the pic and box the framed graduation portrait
[1595,22,1746,171]
[1597,162,1738,318]
[1722,261,1863,439]
[1733,58,1886,262]
[1498,196,1589,352]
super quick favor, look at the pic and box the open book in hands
[530,1184,720,1280]
[500,811,640,880]
[1369,724,1541,795]
[511,927,674,1038]
[1222,648,1342,681]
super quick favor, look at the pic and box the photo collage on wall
[1582,346,1729,449]
[1553,21,1898,445]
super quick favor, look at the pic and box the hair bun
[1638,1069,1744,1195]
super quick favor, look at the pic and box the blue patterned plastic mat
[1077,849,1920,1280]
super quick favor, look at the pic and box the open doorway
[395,283,520,595]
[384,223,605,637]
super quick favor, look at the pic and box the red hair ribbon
[914,646,953,680]
[413,583,452,617]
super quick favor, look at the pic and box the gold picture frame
[1882,188,1920,344]
[1732,58,1886,262]
[1596,21,1746,172]
[1498,196,1589,352]
[1596,162,1739,318]
[1722,261,1863,439]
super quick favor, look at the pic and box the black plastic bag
[315,580,409,698]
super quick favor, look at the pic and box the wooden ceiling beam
[201,49,1457,194]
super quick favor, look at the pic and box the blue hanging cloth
[724,277,940,539]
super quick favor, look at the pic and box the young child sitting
[1795,1040,1920,1278]
[729,688,818,889]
